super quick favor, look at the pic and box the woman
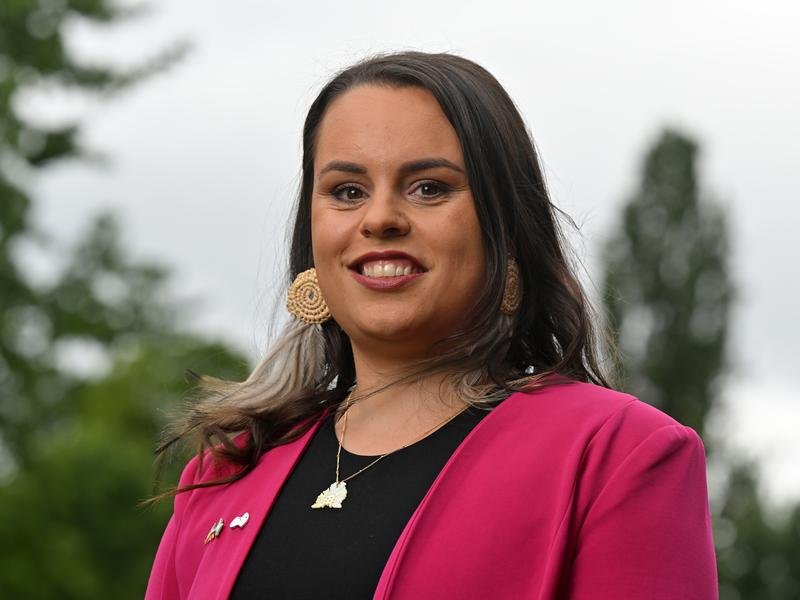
[145,51,718,599]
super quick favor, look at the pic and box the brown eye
[332,185,366,202]
[411,181,451,199]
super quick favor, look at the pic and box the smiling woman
[144,51,718,599]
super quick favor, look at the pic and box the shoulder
[509,375,692,440]
[487,377,709,513]
[489,376,705,469]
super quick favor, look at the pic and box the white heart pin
[230,512,250,529]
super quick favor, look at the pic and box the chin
[345,313,427,343]
[364,318,419,339]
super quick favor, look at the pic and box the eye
[331,184,366,203]
[411,180,452,200]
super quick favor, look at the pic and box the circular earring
[287,267,331,324]
[500,257,522,315]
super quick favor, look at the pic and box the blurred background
[1,0,797,597]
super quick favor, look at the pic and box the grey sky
[18,0,799,505]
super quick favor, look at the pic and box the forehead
[314,84,464,170]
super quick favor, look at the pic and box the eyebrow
[318,157,465,177]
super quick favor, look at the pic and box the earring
[500,257,522,315]
[287,267,331,324]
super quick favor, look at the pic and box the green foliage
[714,464,800,599]
[0,0,188,466]
[602,129,734,437]
[0,2,247,597]
[0,1,188,171]
[601,128,800,598]
[0,333,248,598]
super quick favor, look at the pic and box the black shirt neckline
[328,404,487,459]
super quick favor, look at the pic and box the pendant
[311,480,348,509]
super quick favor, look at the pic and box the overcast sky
[17,0,799,506]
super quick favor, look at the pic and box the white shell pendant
[311,480,348,509]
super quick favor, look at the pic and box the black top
[230,402,498,599]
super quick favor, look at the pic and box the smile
[359,259,425,278]
[349,267,425,290]
[347,253,427,291]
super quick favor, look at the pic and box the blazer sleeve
[565,425,718,600]
[145,454,201,600]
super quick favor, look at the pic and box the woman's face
[310,84,486,359]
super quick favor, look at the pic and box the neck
[334,343,465,455]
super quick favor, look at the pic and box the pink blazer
[145,378,718,599]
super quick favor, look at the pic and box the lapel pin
[230,512,249,529]
[204,518,224,544]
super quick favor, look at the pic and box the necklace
[311,391,470,509]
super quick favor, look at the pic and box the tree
[601,128,800,598]
[1,3,250,597]
[601,129,733,438]
[1,0,187,468]
[714,462,800,599]
[0,317,247,597]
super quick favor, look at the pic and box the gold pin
[204,518,224,544]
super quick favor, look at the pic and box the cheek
[309,202,325,261]
[451,212,487,304]
[441,203,485,270]
[310,202,342,266]
[309,202,352,312]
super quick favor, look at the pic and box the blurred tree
[601,130,733,438]
[1,0,188,467]
[714,462,800,599]
[0,322,247,597]
[0,2,250,598]
[601,129,799,598]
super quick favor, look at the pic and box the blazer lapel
[373,388,560,600]
[372,390,525,599]
[373,374,570,598]
[187,413,329,599]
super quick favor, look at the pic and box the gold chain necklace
[311,391,469,509]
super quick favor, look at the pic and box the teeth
[360,260,423,278]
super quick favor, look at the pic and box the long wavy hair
[149,50,619,500]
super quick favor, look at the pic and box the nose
[359,187,410,239]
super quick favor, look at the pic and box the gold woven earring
[287,267,331,324]
[500,257,522,315]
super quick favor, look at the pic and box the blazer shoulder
[505,379,707,511]
[512,377,691,445]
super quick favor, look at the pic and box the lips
[348,251,427,277]
[347,250,427,290]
